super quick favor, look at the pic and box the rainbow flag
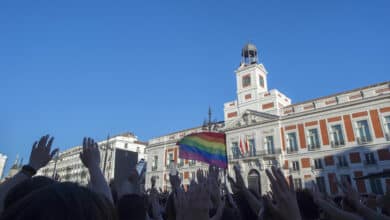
[177,132,227,168]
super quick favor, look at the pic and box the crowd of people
[1,134,390,220]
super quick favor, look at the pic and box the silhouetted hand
[310,181,364,220]
[196,169,206,184]
[174,181,210,220]
[338,180,360,210]
[150,190,163,220]
[169,171,181,192]
[265,166,301,220]
[80,137,101,169]
[227,165,246,192]
[29,135,58,171]
[207,165,220,208]
[151,176,156,188]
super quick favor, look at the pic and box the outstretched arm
[80,137,113,203]
[310,181,363,220]
[265,166,302,220]
[0,135,58,214]
[228,165,262,216]
[341,181,390,220]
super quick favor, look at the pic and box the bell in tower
[241,43,258,66]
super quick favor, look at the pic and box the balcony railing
[357,137,372,145]
[228,149,282,161]
[287,147,299,154]
[331,140,345,148]
[151,166,158,171]
[307,144,321,151]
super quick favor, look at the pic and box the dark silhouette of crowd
[1,135,390,220]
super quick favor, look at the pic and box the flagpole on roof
[208,106,212,131]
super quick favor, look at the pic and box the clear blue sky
[0,0,389,174]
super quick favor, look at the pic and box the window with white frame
[231,141,240,159]
[308,128,321,150]
[152,156,158,171]
[330,124,345,147]
[248,138,256,156]
[167,153,174,167]
[316,176,326,193]
[340,174,352,184]
[364,152,376,165]
[292,161,300,171]
[369,178,384,194]
[287,133,298,153]
[337,155,348,168]
[265,136,275,154]
[259,75,264,88]
[385,116,390,140]
[242,75,251,87]
[293,178,302,190]
[313,158,323,169]
[356,120,372,143]
[178,158,184,167]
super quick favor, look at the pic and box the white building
[145,43,390,195]
[38,132,147,184]
[0,153,7,179]
[224,43,390,196]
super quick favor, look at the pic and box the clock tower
[236,43,268,105]
[224,43,292,124]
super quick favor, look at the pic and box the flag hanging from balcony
[239,138,245,156]
[177,132,227,168]
[245,137,250,154]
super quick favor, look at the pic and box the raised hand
[150,190,163,220]
[265,166,302,220]
[196,169,206,184]
[310,181,364,220]
[173,187,188,220]
[208,165,219,182]
[29,135,58,171]
[227,165,246,192]
[79,137,113,203]
[151,176,156,188]
[80,137,101,169]
[338,180,360,210]
[207,165,221,208]
[169,171,181,192]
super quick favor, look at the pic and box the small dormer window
[242,75,251,87]
[259,75,264,88]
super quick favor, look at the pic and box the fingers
[47,137,54,150]
[50,148,59,159]
[38,135,48,148]
[270,166,289,193]
[288,175,294,192]
[31,141,38,153]
[83,137,87,149]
